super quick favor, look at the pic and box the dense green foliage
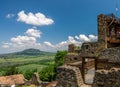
[24,68,37,80]
[39,65,55,81]
[2,66,21,76]
[39,50,67,81]
[55,50,67,66]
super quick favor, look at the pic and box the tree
[39,50,67,81]
[39,66,55,81]
[24,68,37,80]
[55,50,67,66]
[3,66,21,76]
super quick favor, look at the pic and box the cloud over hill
[2,28,97,53]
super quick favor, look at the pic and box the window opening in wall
[85,45,89,49]
[111,27,115,36]
[74,57,77,60]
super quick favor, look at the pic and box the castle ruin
[56,14,120,87]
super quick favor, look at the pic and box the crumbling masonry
[56,14,120,87]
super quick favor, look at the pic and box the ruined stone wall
[97,47,120,69]
[65,44,82,64]
[56,14,120,87]
[65,53,82,64]
[98,47,120,62]
[80,42,103,57]
[98,14,107,48]
[81,42,97,57]
[92,68,120,87]
[56,65,83,87]
[68,44,77,53]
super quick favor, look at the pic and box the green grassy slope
[0,49,55,75]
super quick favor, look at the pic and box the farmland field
[0,54,55,75]
[0,55,55,67]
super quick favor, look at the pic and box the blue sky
[0,0,119,53]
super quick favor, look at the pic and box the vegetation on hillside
[0,48,54,58]
[39,50,67,81]
[55,50,67,66]
[2,66,21,76]
[0,49,67,82]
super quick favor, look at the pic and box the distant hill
[0,48,54,58]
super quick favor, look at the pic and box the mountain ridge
[0,48,54,58]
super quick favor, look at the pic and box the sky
[0,0,120,54]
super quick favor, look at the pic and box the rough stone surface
[65,53,82,64]
[31,73,42,86]
[65,44,82,64]
[92,68,120,87]
[81,42,100,57]
[97,47,120,69]
[99,47,120,62]
[56,65,83,87]
[68,44,77,53]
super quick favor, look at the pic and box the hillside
[0,48,54,58]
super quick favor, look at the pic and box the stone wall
[98,14,107,48]
[68,44,77,53]
[97,47,120,69]
[56,65,83,87]
[65,53,82,64]
[92,68,120,87]
[65,44,82,64]
[81,42,99,57]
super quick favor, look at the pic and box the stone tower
[98,14,108,48]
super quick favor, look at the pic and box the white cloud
[11,35,36,45]
[1,33,98,53]
[25,29,42,38]
[68,36,76,43]
[78,34,90,42]
[43,34,98,51]
[1,43,12,48]
[17,10,54,26]
[2,45,9,48]
[6,14,15,18]
[42,34,98,52]
[44,41,54,48]
[1,28,42,52]
[88,34,98,41]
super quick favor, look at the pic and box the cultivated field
[0,55,55,75]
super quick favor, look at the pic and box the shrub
[55,50,67,66]
[3,66,21,76]
[39,51,67,81]
[24,68,37,80]
[39,65,55,81]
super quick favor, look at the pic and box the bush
[55,50,67,66]
[3,66,21,76]
[24,68,37,80]
[39,51,67,81]
[39,65,55,81]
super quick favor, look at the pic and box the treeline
[0,58,54,68]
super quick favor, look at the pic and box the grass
[0,54,55,75]
[18,64,46,72]
[0,55,55,67]
[18,62,55,73]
